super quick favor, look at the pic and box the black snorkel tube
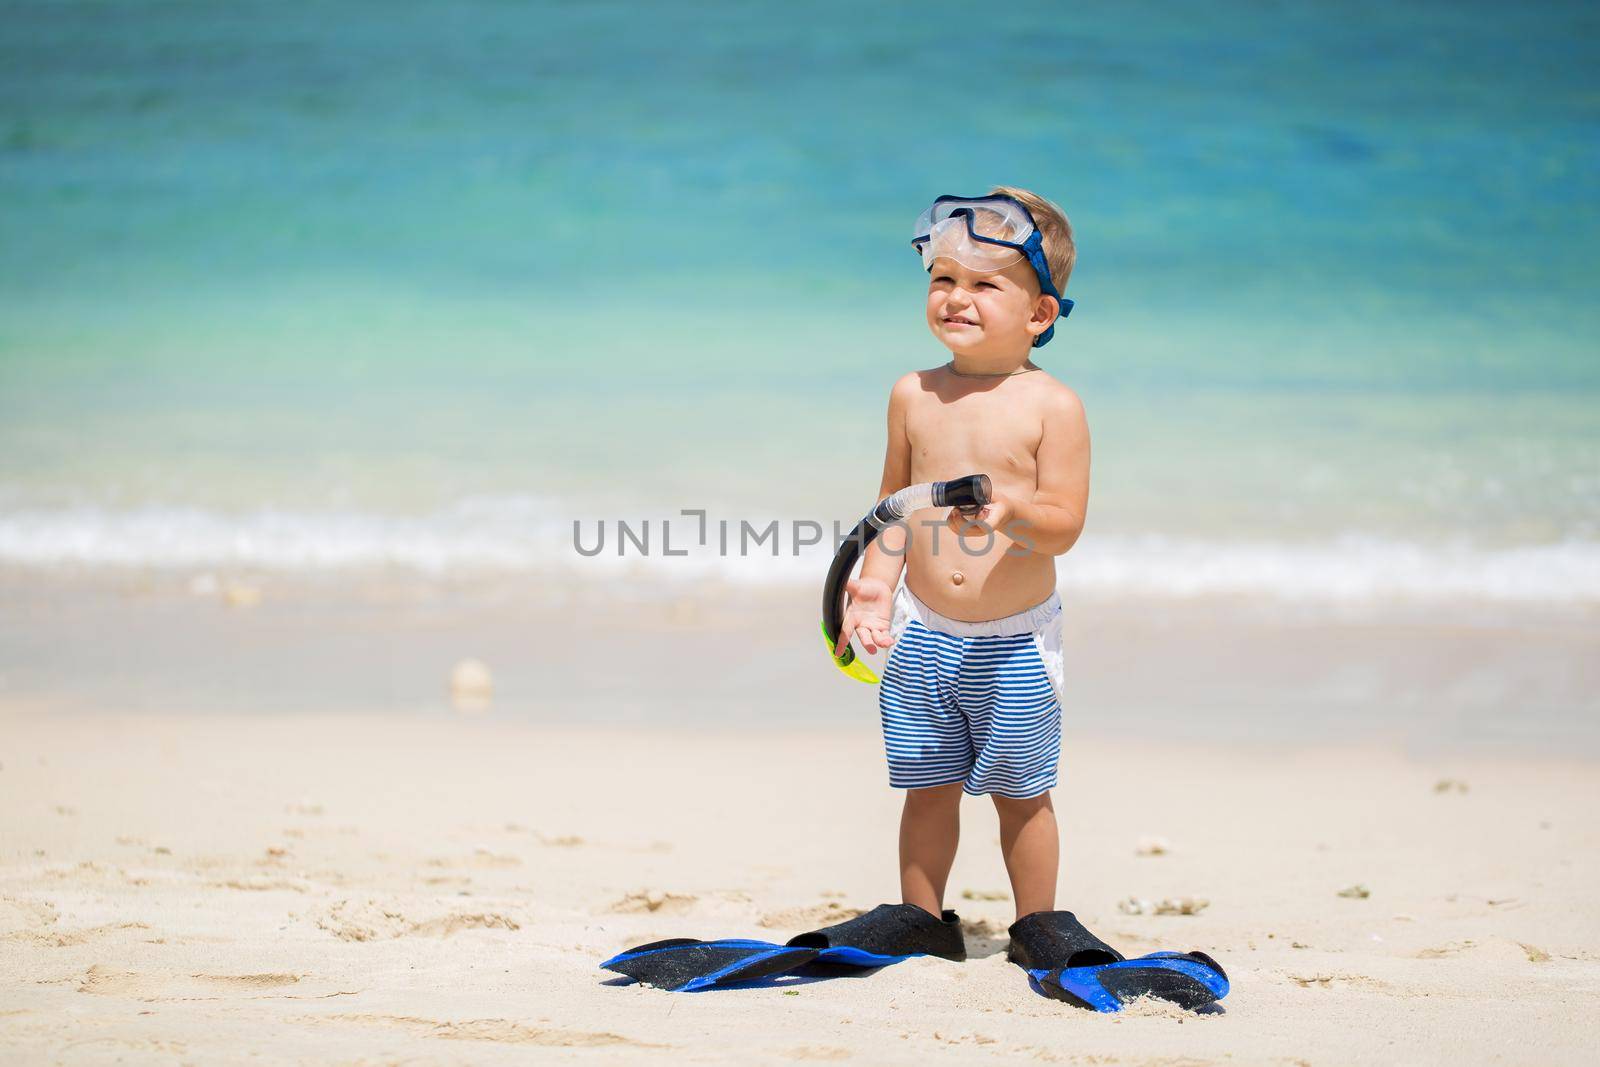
[821,474,992,683]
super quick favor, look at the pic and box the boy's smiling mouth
[942,315,978,327]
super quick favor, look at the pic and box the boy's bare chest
[905,392,1044,481]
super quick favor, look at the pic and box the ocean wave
[0,501,1597,606]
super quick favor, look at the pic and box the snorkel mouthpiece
[821,475,993,682]
[934,474,992,513]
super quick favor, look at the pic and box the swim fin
[1047,950,1230,1013]
[1008,910,1229,1013]
[599,937,818,992]
[600,903,965,992]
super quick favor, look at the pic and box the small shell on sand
[450,659,493,712]
[222,583,262,608]
[1433,779,1470,794]
[1338,883,1372,899]
[1135,835,1171,856]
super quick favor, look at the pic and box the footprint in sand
[0,896,60,938]
[0,898,150,948]
[1415,940,1475,959]
[758,902,863,929]
[499,825,588,847]
[1286,972,1391,992]
[537,833,585,847]
[207,876,311,893]
[192,973,301,989]
[607,890,699,915]
[933,1031,1000,1048]
[785,1046,853,1061]
[52,1037,189,1056]
[959,916,1011,956]
[318,1013,652,1049]
[1415,938,1547,965]
[425,849,522,870]
[77,966,321,1001]
[312,899,521,941]
[33,923,152,948]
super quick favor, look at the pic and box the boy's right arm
[836,374,915,657]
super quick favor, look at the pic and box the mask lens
[914,198,1035,272]
[963,203,1028,243]
[921,216,1023,272]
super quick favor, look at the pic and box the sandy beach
[6,1,1599,1062]
[3,696,1597,1064]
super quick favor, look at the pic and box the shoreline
[2,568,1596,756]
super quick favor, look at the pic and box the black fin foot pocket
[1006,910,1123,970]
[787,902,967,965]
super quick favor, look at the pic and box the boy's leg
[900,782,964,915]
[992,791,1059,920]
[956,619,1064,921]
[880,611,972,916]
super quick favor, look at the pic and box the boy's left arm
[951,388,1090,556]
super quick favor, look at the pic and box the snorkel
[821,475,992,683]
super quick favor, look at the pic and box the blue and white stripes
[879,588,1064,800]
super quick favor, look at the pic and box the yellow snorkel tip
[821,622,879,684]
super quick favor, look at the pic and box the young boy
[603,190,1225,1008]
[835,186,1089,926]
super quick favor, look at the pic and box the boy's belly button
[951,571,965,586]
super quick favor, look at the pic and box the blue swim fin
[600,904,965,992]
[1031,951,1230,1013]
[1009,911,1228,1013]
[600,938,817,992]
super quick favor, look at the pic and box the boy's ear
[1028,292,1059,338]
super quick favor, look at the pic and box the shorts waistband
[901,584,1061,638]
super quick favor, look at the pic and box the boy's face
[925,256,1057,356]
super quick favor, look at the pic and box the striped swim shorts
[878,584,1065,800]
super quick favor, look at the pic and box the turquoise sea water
[2,1,1597,606]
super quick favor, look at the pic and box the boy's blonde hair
[989,185,1075,291]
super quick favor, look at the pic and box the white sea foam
[1,500,1597,606]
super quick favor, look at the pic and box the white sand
[2,707,1597,1064]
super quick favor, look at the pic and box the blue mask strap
[1022,233,1071,348]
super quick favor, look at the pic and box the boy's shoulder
[888,368,928,403]
[1026,368,1086,418]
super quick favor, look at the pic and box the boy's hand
[836,577,894,657]
[946,495,1016,540]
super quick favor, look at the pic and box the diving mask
[911,194,1074,347]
